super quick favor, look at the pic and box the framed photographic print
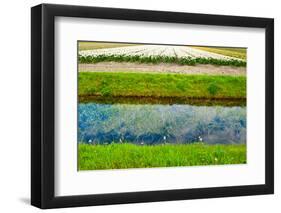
[31,3,274,209]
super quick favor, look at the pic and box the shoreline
[79,94,246,106]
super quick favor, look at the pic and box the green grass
[78,42,137,51]
[193,46,247,60]
[79,54,246,67]
[78,143,246,170]
[78,72,246,100]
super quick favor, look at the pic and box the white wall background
[0,0,279,212]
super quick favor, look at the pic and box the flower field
[79,45,246,66]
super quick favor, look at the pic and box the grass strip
[79,54,246,67]
[78,42,137,51]
[78,143,246,170]
[79,72,246,100]
[193,46,247,60]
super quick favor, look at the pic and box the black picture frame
[31,3,274,209]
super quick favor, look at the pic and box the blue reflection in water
[78,103,246,145]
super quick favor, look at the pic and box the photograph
[77,41,247,171]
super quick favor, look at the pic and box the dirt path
[79,62,246,76]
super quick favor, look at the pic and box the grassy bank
[79,54,246,67]
[78,72,246,101]
[78,143,246,170]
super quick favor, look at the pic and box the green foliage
[79,54,246,67]
[208,83,220,95]
[78,143,246,170]
[78,72,246,100]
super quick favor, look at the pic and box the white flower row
[79,45,243,61]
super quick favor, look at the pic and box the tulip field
[79,45,246,66]
[78,43,247,103]
[78,42,247,102]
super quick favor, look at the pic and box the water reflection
[78,103,246,145]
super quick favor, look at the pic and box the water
[78,103,246,145]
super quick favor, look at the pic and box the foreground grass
[79,54,246,67]
[78,143,246,170]
[78,72,246,101]
[193,46,247,60]
[78,42,137,51]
